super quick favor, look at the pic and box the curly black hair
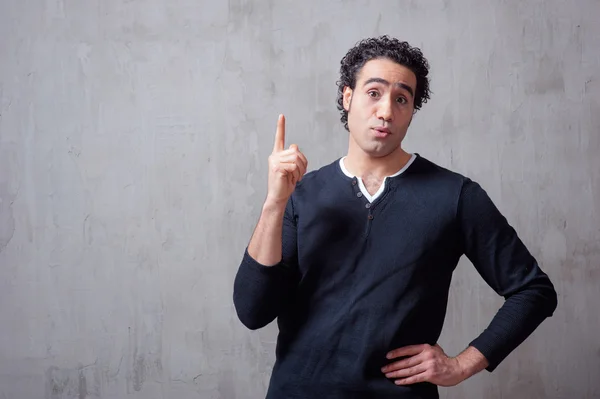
[336,36,431,131]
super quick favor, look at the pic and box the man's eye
[397,97,407,104]
[368,91,379,98]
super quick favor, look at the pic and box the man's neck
[344,145,412,180]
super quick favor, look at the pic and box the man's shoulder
[408,154,469,184]
[410,155,493,202]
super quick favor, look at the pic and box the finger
[277,154,307,181]
[287,163,305,182]
[296,151,308,175]
[285,162,302,184]
[288,172,296,187]
[278,147,308,169]
[298,160,307,181]
[387,344,427,359]
[395,371,429,386]
[279,163,301,186]
[288,145,308,176]
[278,153,301,163]
[276,162,299,177]
[278,148,297,157]
[385,363,428,379]
[381,355,422,373]
[278,153,307,169]
[273,114,285,153]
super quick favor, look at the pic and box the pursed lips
[372,127,391,134]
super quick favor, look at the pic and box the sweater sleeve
[458,179,558,372]
[233,197,301,330]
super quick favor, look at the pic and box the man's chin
[362,144,400,158]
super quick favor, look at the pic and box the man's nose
[376,97,393,121]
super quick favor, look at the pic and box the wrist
[263,197,289,212]
[453,355,470,382]
[454,346,488,381]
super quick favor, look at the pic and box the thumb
[289,144,298,151]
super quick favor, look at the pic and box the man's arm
[233,198,301,330]
[383,178,557,386]
[232,115,307,330]
[459,178,558,372]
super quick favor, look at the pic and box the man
[233,36,557,398]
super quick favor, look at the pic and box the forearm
[247,200,287,266]
[233,199,300,330]
[455,346,489,380]
[468,278,557,371]
[233,250,297,329]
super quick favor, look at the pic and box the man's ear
[343,86,353,111]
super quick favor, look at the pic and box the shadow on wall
[45,364,99,399]
[44,353,163,399]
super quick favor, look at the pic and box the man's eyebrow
[363,77,414,98]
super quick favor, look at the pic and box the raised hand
[266,114,308,206]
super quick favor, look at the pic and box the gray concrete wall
[0,0,598,398]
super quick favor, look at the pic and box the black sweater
[233,154,557,399]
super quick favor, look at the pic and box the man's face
[343,58,417,158]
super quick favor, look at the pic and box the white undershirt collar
[339,153,416,202]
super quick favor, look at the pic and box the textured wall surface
[1,0,599,398]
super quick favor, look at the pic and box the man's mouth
[372,127,391,137]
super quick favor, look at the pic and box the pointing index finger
[273,114,285,153]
